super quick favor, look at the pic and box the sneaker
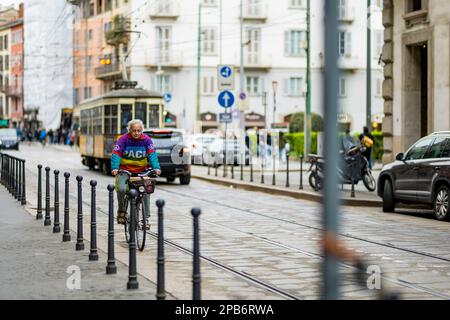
[117,211,127,225]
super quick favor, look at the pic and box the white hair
[127,119,144,132]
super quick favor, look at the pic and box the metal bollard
[16,158,20,201]
[11,157,15,196]
[36,165,43,220]
[299,156,304,190]
[351,179,355,198]
[286,154,290,188]
[250,149,254,183]
[44,167,51,226]
[75,176,85,251]
[192,208,201,300]
[272,152,276,186]
[21,160,26,205]
[261,153,265,184]
[53,170,61,234]
[156,200,166,300]
[106,185,117,275]
[215,161,218,177]
[127,189,139,290]
[14,157,18,199]
[231,157,235,179]
[89,180,99,261]
[207,163,210,176]
[63,173,71,242]
[240,153,244,181]
[223,150,227,178]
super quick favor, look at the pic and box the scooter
[307,145,376,192]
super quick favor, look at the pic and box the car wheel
[382,179,396,213]
[434,185,450,221]
[180,174,191,185]
[166,177,176,183]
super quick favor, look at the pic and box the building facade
[127,0,384,133]
[70,0,131,107]
[0,4,19,124]
[382,0,450,162]
[24,0,74,130]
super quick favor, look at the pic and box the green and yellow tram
[76,81,165,174]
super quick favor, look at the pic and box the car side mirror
[396,153,405,161]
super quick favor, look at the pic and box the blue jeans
[116,173,151,219]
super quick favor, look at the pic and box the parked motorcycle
[307,145,376,192]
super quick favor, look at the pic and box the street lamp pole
[272,81,278,128]
[366,0,372,128]
[305,0,312,158]
[196,3,202,126]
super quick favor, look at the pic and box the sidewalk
[0,187,158,300]
[191,163,383,207]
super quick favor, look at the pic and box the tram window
[135,102,147,128]
[93,107,102,135]
[149,105,160,128]
[80,110,88,134]
[87,109,93,135]
[120,104,133,134]
[104,105,118,134]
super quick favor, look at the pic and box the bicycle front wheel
[136,197,147,251]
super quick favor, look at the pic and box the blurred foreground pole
[322,0,340,300]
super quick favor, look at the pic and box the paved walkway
[191,161,382,206]
[0,187,161,300]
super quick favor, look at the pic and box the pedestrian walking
[39,128,47,147]
[48,129,54,144]
[359,126,375,170]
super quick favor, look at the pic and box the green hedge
[285,132,318,157]
[284,131,384,160]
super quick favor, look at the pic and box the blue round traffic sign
[220,66,232,78]
[218,91,235,109]
[163,93,172,103]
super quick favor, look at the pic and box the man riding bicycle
[111,119,161,228]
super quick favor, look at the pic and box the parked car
[186,133,218,165]
[0,128,19,150]
[144,129,191,185]
[205,138,250,167]
[378,132,450,221]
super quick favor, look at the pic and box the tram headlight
[139,186,145,193]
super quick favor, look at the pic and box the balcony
[2,86,22,98]
[150,1,180,20]
[242,3,268,22]
[95,63,122,80]
[243,53,272,72]
[338,55,361,71]
[338,6,355,23]
[145,51,183,70]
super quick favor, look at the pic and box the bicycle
[119,169,158,251]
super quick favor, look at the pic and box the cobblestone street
[1,144,450,300]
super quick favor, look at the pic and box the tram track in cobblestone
[156,185,450,264]
[23,166,450,299]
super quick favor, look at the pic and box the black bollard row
[106,185,117,275]
[0,153,26,205]
[299,156,304,190]
[127,189,139,290]
[156,200,166,300]
[36,165,43,220]
[76,176,85,251]
[53,170,61,234]
[44,167,51,226]
[286,153,290,188]
[89,180,98,261]
[192,208,202,300]
[63,173,71,242]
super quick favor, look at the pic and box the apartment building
[128,0,384,133]
[382,0,450,163]
[70,0,131,106]
[24,0,74,130]
[0,4,19,124]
